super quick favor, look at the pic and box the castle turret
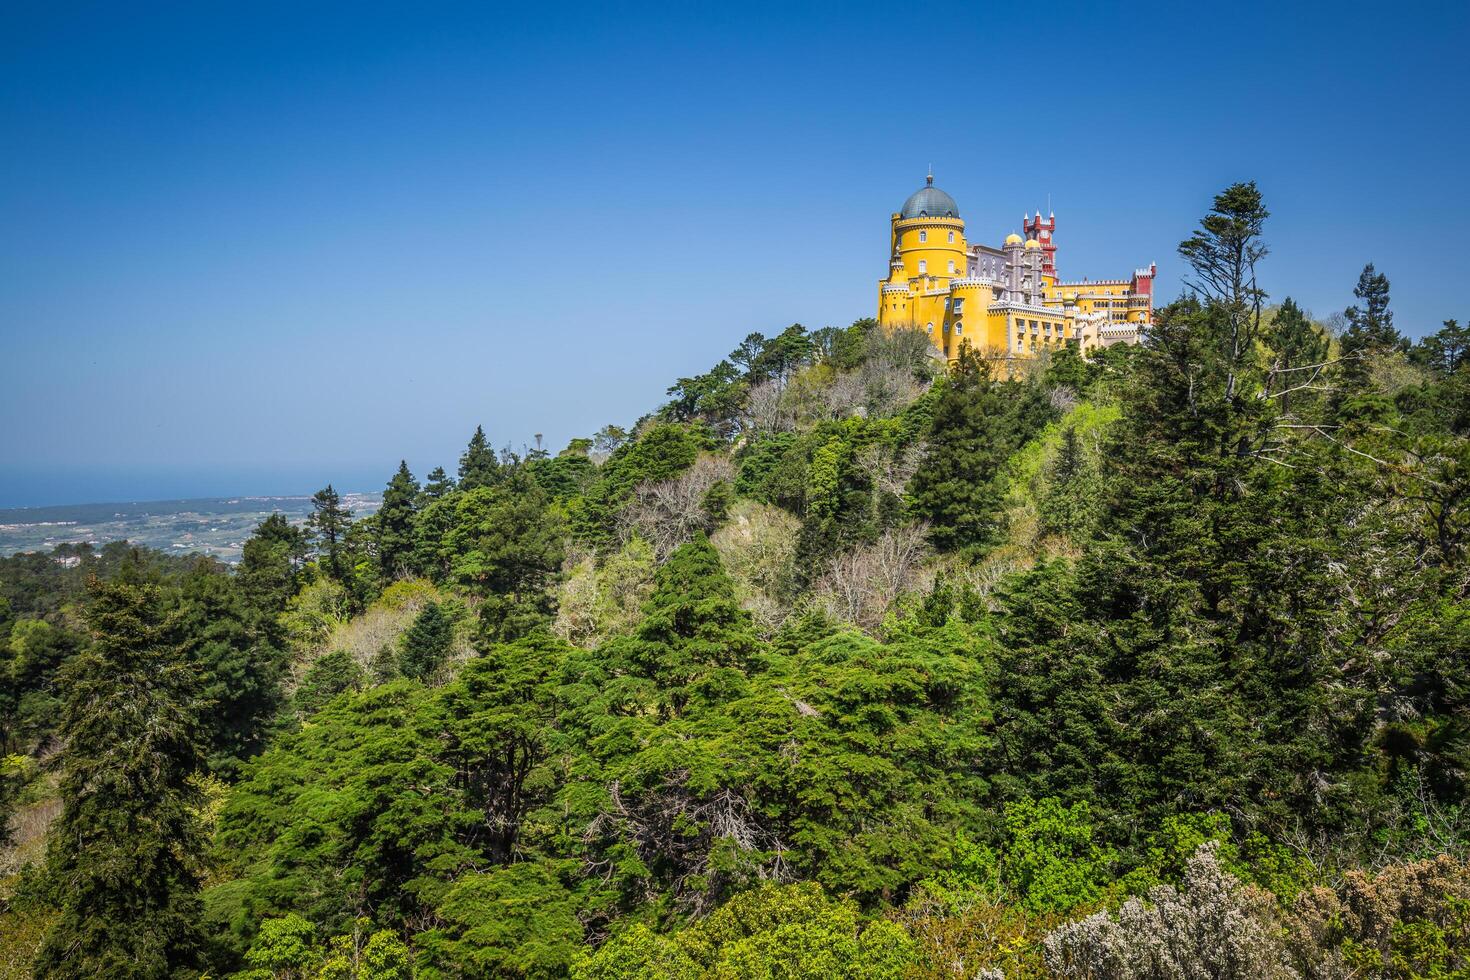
[879,174,967,336]
[1024,210,1057,280]
[1003,232,1025,301]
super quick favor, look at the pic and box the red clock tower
[1023,211,1057,279]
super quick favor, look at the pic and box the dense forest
[3,183,1469,979]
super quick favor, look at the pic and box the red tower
[1023,211,1057,279]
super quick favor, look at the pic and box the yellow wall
[1043,280,1151,326]
[893,216,967,281]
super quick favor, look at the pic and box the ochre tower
[878,174,968,351]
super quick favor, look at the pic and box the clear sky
[2,0,1466,507]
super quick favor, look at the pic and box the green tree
[596,533,760,714]
[237,514,310,618]
[458,425,501,490]
[398,600,454,681]
[910,347,1054,551]
[422,465,455,500]
[1265,297,1329,415]
[999,797,1115,913]
[447,478,566,641]
[574,882,913,980]
[293,650,367,716]
[175,562,285,775]
[1342,262,1404,356]
[418,863,582,978]
[749,323,815,385]
[1414,318,1470,376]
[241,912,320,979]
[35,579,207,979]
[376,462,420,581]
[307,485,354,583]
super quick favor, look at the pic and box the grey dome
[900,176,959,219]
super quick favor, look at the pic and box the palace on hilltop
[877,174,1155,361]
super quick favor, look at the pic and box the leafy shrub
[1043,843,1297,980]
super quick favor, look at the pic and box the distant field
[0,492,381,562]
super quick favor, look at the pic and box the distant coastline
[0,492,382,561]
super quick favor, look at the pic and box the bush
[1043,843,1297,980]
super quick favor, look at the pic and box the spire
[926,165,934,186]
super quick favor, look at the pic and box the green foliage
[215,680,478,945]
[398,601,454,681]
[239,914,412,980]
[242,912,320,977]
[999,798,1115,913]
[1343,261,1405,356]
[418,864,582,978]
[307,485,355,584]
[1,615,77,753]
[445,478,565,640]
[458,425,502,490]
[174,561,286,775]
[238,514,311,617]
[293,649,366,715]
[377,462,422,581]
[570,423,710,549]
[910,347,1057,552]
[34,580,208,979]
[1414,318,1470,376]
[574,883,913,980]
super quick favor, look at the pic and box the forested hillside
[3,183,1469,979]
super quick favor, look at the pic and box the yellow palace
[877,174,1156,361]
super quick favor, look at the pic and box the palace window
[948,231,955,243]
[948,260,956,274]
[952,298,963,313]
[926,322,934,334]
[918,260,927,274]
[955,322,964,335]
[919,231,927,243]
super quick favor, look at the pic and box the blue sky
[2,0,1466,507]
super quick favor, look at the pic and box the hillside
[2,182,1469,979]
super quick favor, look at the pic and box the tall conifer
[376,461,420,581]
[458,426,500,490]
[35,579,206,978]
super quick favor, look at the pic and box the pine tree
[175,562,284,775]
[1414,318,1470,376]
[1342,263,1403,356]
[458,426,501,490]
[306,484,353,582]
[599,533,760,716]
[399,601,454,681]
[35,579,206,978]
[422,465,455,501]
[447,476,566,641]
[236,513,309,618]
[1334,263,1406,409]
[1266,297,1329,415]
[910,347,1054,551]
[376,461,420,582]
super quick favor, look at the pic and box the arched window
[947,231,955,243]
[926,322,934,334]
[948,260,956,274]
[918,260,927,274]
[919,230,927,243]
[955,322,964,335]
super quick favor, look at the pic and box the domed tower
[1002,232,1025,302]
[1023,238,1044,304]
[878,174,968,337]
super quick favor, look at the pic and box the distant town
[0,492,382,562]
